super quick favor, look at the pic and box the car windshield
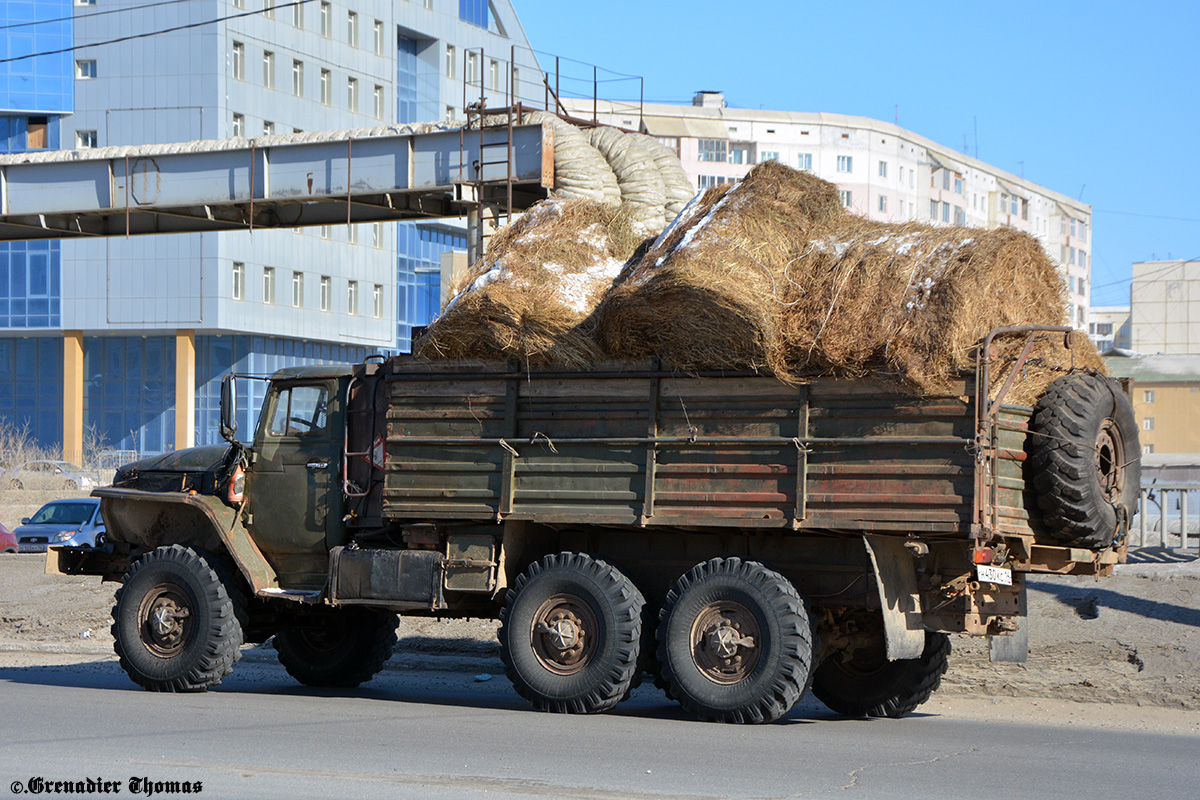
[29,502,94,526]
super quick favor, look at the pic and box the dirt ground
[2,550,1198,734]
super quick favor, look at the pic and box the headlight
[52,530,78,543]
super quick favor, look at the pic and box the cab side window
[267,385,329,438]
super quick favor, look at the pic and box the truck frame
[50,325,1138,722]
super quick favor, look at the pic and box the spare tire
[1028,374,1140,548]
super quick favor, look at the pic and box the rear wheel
[812,630,950,718]
[657,558,812,724]
[499,552,644,714]
[274,608,398,688]
[111,545,244,692]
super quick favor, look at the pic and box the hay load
[413,199,646,368]
[595,160,1100,397]
[594,160,844,372]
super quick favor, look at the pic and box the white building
[1087,306,1132,353]
[1130,259,1200,354]
[566,91,1093,329]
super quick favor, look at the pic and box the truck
[50,325,1139,723]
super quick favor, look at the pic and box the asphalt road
[2,656,1197,800]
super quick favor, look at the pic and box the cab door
[247,380,342,588]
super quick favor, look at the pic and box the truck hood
[111,445,233,495]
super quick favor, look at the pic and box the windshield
[29,502,95,526]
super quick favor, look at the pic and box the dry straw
[413,199,648,368]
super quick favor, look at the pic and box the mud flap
[864,535,925,660]
[988,581,1029,663]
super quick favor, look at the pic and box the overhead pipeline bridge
[0,120,552,257]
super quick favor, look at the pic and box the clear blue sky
[513,0,1199,307]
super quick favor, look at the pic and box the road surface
[1,652,1197,799]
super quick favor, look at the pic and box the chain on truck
[48,325,1139,723]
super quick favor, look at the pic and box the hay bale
[595,160,1092,398]
[414,199,646,367]
[594,161,844,371]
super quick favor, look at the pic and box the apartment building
[1104,351,1200,455]
[567,91,1093,330]
[1087,306,1132,353]
[0,0,536,458]
[1130,259,1200,354]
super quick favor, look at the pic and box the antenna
[973,116,979,158]
[1078,184,1086,200]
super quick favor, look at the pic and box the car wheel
[64,479,79,490]
[9,479,21,490]
[274,609,398,688]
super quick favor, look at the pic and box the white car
[4,460,101,491]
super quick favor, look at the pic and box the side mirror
[220,374,239,443]
[20,518,29,525]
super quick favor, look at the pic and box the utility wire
[1089,255,1199,291]
[0,0,192,31]
[0,0,315,65]
[1093,209,1200,223]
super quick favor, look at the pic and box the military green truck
[50,325,1138,723]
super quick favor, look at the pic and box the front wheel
[657,558,813,724]
[111,545,244,692]
[499,552,644,714]
[274,609,398,688]
[812,630,950,718]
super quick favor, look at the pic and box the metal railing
[1131,483,1199,553]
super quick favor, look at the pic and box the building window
[1079,222,1088,243]
[512,66,520,96]
[878,160,887,178]
[77,0,97,6]
[466,51,479,85]
[320,276,331,311]
[320,224,331,240]
[899,165,904,183]
[878,195,887,213]
[373,85,384,119]
[319,2,331,37]
[1069,247,1076,265]
[232,113,244,137]
[319,69,331,105]
[445,45,456,78]
[230,0,243,8]
[759,151,779,163]
[1144,390,1155,404]
[347,77,358,112]
[347,11,359,47]
[1078,277,1087,295]
[232,262,245,300]
[954,174,962,194]
[372,222,383,248]
[232,41,244,80]
[75,130,98,149]
[347,280,359,315]
[1143,444,1154,455]
[942,202,950,223]
[263,267,276,304]
[489,59,500,92]
[76,59,97,79]
[292,60,304,96]
[1143,417,1154,431]
[836,155,852,173]
[373,284,383,318]
[424,0,433,8]
[839,190,852,207]
[292,272,304,307]
[1070,218,1077,237]
[797,153,812,171]
[1079,251,1088,270]
[374,20,384,56]
[348,224,359,245]
[444,105,455,122]
[262,120,274,136]
[291,1,303,28]
[698,139,727,163]
[930,200,938,220]
[954,206,965,225]
[1021,198,1029,220]
[262,51,275,88]
[263,0,274,20]
[942,171,950,190]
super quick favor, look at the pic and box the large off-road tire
[657,558,812,724]
[1029,374,1140,549]
[274,609,398,688]
[499,552,644,714]
[111,545,244,692]
[812,630,950,718]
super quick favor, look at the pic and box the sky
[512,0,1200,307]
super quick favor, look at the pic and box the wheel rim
[1095,418,1125,503]
[292,627,347,654]
[530,593,598,675]
[137,583,194,658]
[689,600,762,685]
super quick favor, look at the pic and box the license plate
[976,564,1013,585]
[17,543,45,554]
